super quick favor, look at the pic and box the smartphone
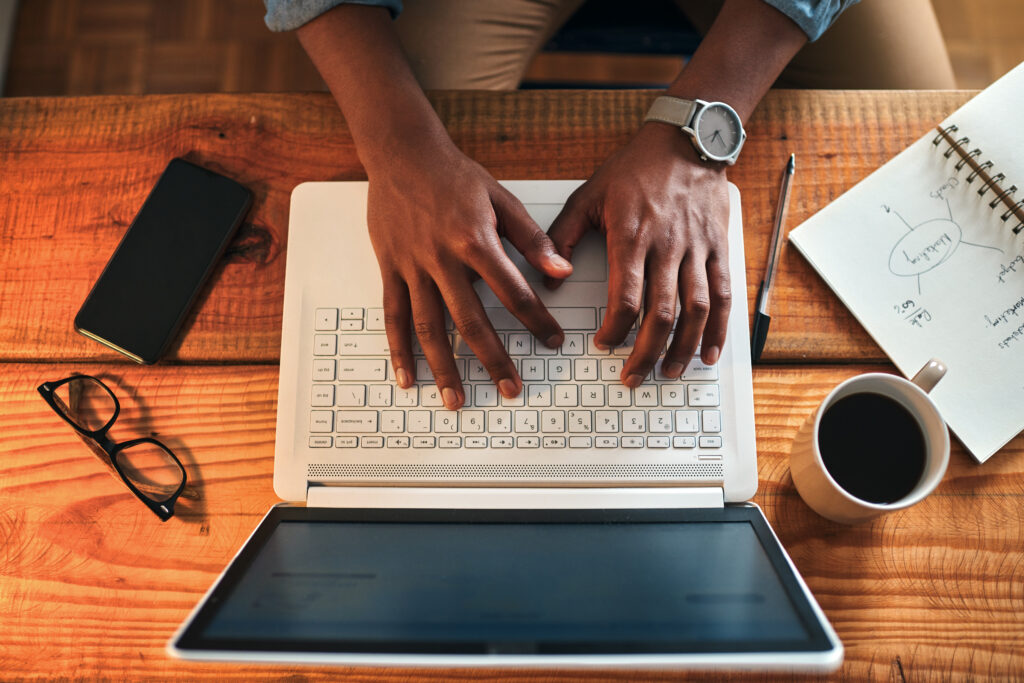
[74,158,253,364]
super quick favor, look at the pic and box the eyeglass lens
[115,442,183,501]
[53,376,116,432]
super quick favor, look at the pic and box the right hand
[366,143,572,411]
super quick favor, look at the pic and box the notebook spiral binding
[933,124,1024,234]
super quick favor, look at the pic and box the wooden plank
[1,362,1021,680]
[0,90,974,364]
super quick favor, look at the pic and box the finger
[491,189,573,281]
[542,194,593,290]
[622,251,680,388]
[407,273,465,410]
[596,228,644,350]
[663,253,711,378]
[434,267,523,399]
[699,250,732,365]
[381,274,415,389]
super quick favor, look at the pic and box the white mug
[790,359,950,524]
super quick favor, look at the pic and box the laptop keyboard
[307,306,726,455]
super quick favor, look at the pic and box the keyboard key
[649,411,673,432]
[569,436,593,448]
[608,385,631,407]
[315,308,339,331]
[622,436,645,448]
[475,384,499,407]
[554,385,578,407]
[517,436,540,448]
[543,436,567,448]
[581,385,605,407]
[595,411,619,433]
[611,333,636,356]
[337,360,386,381]
[675,410,699,432]
[521,360,545,381]
[334,436,358,448]
[541,410,565,433]
[338,334,389,355]
[507,333,532,355]
[647,436,670,448]
[314,334,337,356]
[515,410,539,433]
[394,386,419,406]
[688,384,720,406]
[340,319,363,331]
[683,360,719,381]
[563,334,585,355]
[335,410,377,433]
[634,384,658,407]
[501,391,525,407]
[673,436,697,448]
[380,410,404,433]
[415,359,434,382]
[336,385,366,407]
[435,410,459,433]
[413,436,436,448]
[596,436,618,448]
[309,436,333,448]
[622,411,646,433]
[311,385,334,407]
[548,359,572,381]
[368,385,392,407]
[362,435,384,448]
[527,384,552,407]
[488,411,512,433]
[466,436,488,448]
[702,410,722,433]
[461,411,485,433]
[439,436,462,448]
[535,342,558,356]
[568,410,592,433]
[587,334,608,356]
[366,308,385,330]
[700,436,723,449]
[312,359,335,381]
[600,358,623,381]
[310,411,333,433]
[386,435,410,448]
[485,307,595,331]
[491,436,514,448]
[422,386,444,407]
[660,384,686,406]
[408,410,431,433]
[341,307,363,320]
[574,358,598,381]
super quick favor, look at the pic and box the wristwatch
[644,96,746,165]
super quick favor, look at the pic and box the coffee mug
[790,359,950,524]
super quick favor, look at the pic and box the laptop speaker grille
[307,463,723,481]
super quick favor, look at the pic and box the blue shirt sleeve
[263,0,401,32]
[761,0,860,41]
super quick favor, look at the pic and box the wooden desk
[1,90,1021,681]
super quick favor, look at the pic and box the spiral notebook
[789,61,1024,463]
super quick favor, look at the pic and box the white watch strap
[644,96,698,128]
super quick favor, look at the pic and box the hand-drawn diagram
[884,194,1002,294]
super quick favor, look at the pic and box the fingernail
[624,373,644,388]
[396,368,410,388]
[664,362,683,378]
[703,346,720,365]
[442,387,461,410]
[498,378,519,398]
[550,254,572,269]
[545,334,563,348]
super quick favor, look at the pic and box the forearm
[666,0,809,121]
[296,4,452,173]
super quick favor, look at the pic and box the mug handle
[911,358,946,393]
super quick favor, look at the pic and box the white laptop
[169,181,842,670]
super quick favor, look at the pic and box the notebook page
[789,62,1024,462]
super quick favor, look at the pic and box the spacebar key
[336,359,386,381]
[485,307,595,331]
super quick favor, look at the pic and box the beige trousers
[393,0,957,90]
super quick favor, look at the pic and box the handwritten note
[789,61,1024,462]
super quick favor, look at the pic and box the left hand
[545,122,732,386]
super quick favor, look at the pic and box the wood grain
[1,362,1021,680]
[0,90,975,365]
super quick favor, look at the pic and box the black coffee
[817,392,927,504]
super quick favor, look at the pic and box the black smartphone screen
[74,158,252,363]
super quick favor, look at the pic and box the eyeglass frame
[37,374,187,521]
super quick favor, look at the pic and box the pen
[751,153,794,363]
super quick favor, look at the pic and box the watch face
[694,102,744,161]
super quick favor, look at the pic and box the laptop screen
[174,506,833,656]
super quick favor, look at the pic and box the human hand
[366,143,572,410]
[545,123,732,387]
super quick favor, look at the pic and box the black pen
[751,153,794,363]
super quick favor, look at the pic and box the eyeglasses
[38,375,186,521]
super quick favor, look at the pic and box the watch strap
[644,96,699,129]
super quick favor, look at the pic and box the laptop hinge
[306,486,725,510]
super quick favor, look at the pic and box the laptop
[169,181,842,670]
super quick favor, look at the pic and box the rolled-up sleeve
[263,0,402,32]
[761,0,859,41]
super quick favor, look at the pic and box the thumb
[491,190,573,279]
[542,196,592,290]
